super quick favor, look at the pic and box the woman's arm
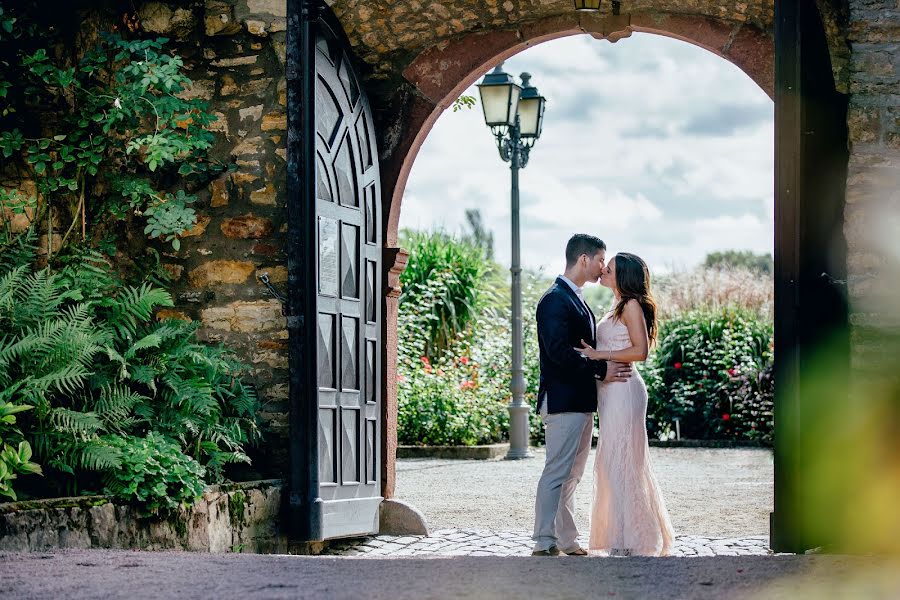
[538,292,608,380]
[576,299,649,363]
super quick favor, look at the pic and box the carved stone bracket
[385,246,410,299]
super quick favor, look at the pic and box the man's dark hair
[565,234,606,267]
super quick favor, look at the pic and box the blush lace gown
[589,311,675,556]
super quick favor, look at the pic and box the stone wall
[845,0,900,363]
[133,0,292,477]
[0,481,287,553]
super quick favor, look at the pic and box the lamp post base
[506,402,532,459]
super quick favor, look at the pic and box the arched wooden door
[298,15,383,541]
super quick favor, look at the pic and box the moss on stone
[0,496,111,514]
[228,491,247,526]
[173,511,189,540]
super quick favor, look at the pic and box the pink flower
[727,367,737,377]
[397,374,406,383]
[459,356,469,365]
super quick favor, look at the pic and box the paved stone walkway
[326,529,771,558]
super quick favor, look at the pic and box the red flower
[420,356,430,365]
[727,367,737,377]
[459,356,469,365]
[423,364,432,373]
[674,362,682,370]
[722,413,731,421]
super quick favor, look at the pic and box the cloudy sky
[398,32,774,274]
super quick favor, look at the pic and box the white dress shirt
[559,275,594,331]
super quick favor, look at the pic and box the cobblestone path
[326,529,771,558]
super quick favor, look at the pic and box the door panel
[313,23,383,540]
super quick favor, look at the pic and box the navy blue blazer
[536,277,608,414]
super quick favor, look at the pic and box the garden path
[397,447,773,536]
[329,447,773,558]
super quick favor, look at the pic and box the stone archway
[363,10,780,500]
[323,1,852,552]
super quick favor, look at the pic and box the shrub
[102,432,206,515]
[647,308,773,442]
[399,230,494,360]
[397,230,547,446]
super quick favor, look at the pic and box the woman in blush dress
[576,252,675,557]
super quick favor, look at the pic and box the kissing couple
[532,234,675,557]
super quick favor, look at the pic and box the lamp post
[477,64,546,460]
[573,0,621,15]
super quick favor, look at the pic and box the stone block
[256,265,287,283]
[205,1,242,36]
[221,214,274,239]
[240,78,274,97]
[239,104,264,122]
[232,300,284,332]
[250,183,277,205]
[209,111,229,134]
[156,309,192,322]
[220,74,240,96]
[261,111,286,131]
[252,348,288,368]
[200,300,284,332]
[177,79,214,101]
[231,136,263,156]
[210,177,230,208]
[211,55,259,68]
[188,260,256,287]
[246,0,286,18]
[251,242,280,256]
[140,3,197,40]
[180,214,211,238]
[1,180,37,232]
[245,19,268,36]
[848,105,881,144]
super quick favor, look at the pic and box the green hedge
[645,309,774,444]
[397,232,775,447]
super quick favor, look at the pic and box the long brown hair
[611,252,658,346]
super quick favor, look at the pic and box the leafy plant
[0,12,223,254]
[0,244,260,499]
[0,400,41,501]
[397,228,548,446]
[102,432,205,515]
[399,231,492,360]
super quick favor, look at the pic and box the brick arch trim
[380,12,774,247]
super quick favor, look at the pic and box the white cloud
[399,32,774,274]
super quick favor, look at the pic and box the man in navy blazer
[531,234,633,556]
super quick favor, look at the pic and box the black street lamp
[573,0,622,15]
[477,64,546,460]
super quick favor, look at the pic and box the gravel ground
[1,550,897,600]
[396,447,773,537]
